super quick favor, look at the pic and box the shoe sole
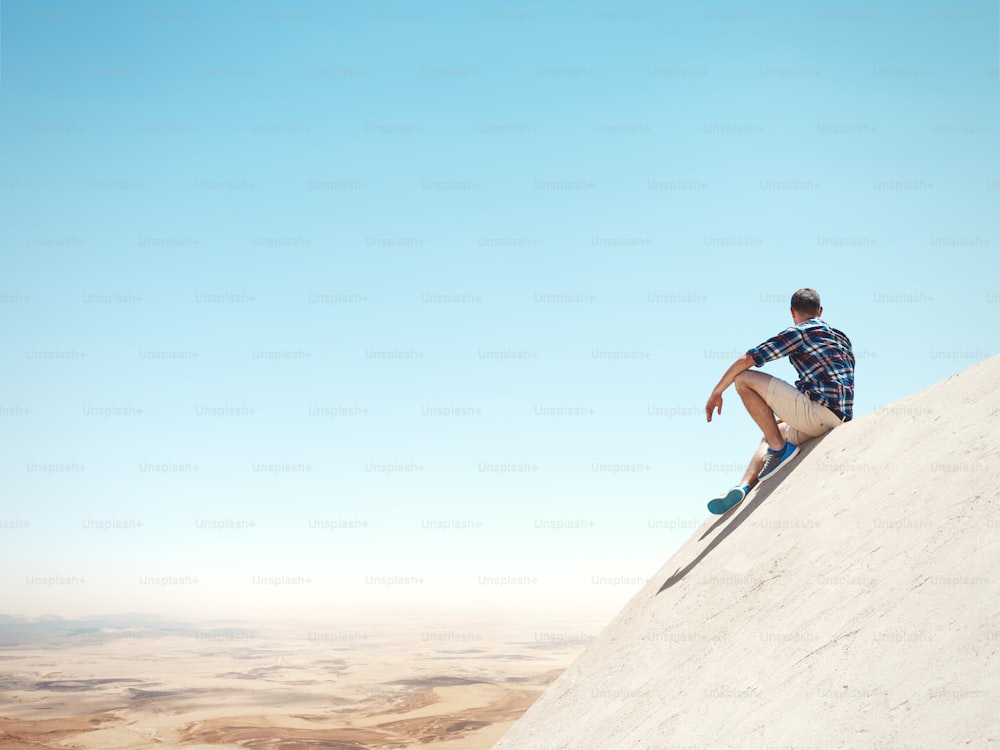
[707,488,746,515]
[757,444,800,483]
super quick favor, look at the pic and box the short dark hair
[791,288,821,316]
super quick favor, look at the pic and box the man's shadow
[657,437,827,594]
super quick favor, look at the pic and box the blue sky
[2,1,999,622]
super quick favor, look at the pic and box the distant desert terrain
[0,614,601,749]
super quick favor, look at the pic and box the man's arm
[705,353,755,422]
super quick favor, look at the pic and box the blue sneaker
[757,441,799,482]
[707,484,751,515]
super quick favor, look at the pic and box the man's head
[790,288,822,323]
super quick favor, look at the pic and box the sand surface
[495,355,1000,748]
[0,614,599,749]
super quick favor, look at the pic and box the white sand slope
[495,355,1000,750]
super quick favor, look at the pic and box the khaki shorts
[765,377,845,446]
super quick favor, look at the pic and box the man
[704,288,855,514]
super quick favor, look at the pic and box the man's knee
[734,370,771,396]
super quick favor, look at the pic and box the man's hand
[705,391,723,422]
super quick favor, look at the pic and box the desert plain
[0,613,602,749]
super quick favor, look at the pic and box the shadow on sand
[657,437,828,594]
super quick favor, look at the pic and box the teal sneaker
[757,441,800,482]
[707,484,751,515]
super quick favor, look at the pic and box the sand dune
[495,355,1000,748]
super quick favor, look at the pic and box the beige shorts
[765,377,845,446]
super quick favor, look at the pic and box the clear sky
[2,1,998,623]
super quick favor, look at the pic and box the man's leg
[739,439,768,490]
[733,370,785,451]
[708,373,801,513]
[738,423,790,489]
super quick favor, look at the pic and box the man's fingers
[705,396,722,422]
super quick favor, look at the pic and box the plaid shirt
[746,318,855,421]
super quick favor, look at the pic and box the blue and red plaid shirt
[747,318,855,421]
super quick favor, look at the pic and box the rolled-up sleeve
[747,327,802,367]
